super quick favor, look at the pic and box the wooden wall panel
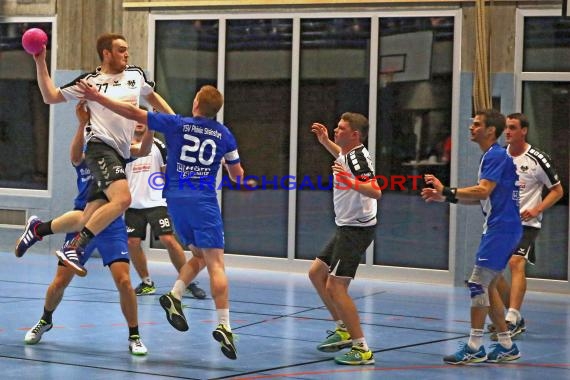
[490,5,516,73]
[461,4,516,74]
[461,5,476,73]
[56,0,84,70]
[0,0,531,73]
[56,0,124,71]
[123,5,150,70]
[0,0,56,16]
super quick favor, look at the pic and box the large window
[0,20,52,190]
[518,12,570,280]
[154,19,219,115]
[151,19,219,250]
[222,19,292,257]
[295,18,371,260]
[374,17,453,269]
[150,11,458,273]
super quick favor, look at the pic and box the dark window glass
[223,19,292,257]
[522,81,569,280]
[296,18,371,260]
[154,20,219,115]
[151,20,219,249]
[374,17,453,269]
[524,17,570,72]
[0,22,52,190]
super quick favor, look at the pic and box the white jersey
[333,145,378,227]
[60,66,154,159]
[508,144,560,228]
[126,138,168,209]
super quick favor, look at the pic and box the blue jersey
[478,143,521,233]
[73,161,92,210]
[147,112,240,199]
[66,161,128,265]
[82,216,129,266]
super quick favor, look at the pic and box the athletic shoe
[186,282,206,299]
[128,335,148,356]
[24,319,53,344]
[510,318,526,338]
[55,245,87,277]
[490,318,526,341]
[159,292,188,331]
[317,329,352,352]
[334,346,375,365]
[135,281,156,296]
[15,216,43,258]
[212,324,237,360]
[443,342,487,364]
[487,342,520,363]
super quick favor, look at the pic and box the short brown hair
[96,33,127,61]
[340,112,369,142]
[507,112,529,130]
[475,109,506,139]
[196,85,223,118]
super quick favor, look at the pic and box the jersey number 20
[180,134,217,165]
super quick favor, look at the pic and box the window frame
[146,9,461,285]
[515,8,570,292]
[0,16,57,197]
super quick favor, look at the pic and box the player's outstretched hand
[421,187,445,203]
[311,122,330,145]
[75,100,90,125]
[422,174,445,203]
[423,174,444,192]
[76,78,99,100]
[32,45,47,63]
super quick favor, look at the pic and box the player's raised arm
[32,46,65,104]
[77,79,147,125]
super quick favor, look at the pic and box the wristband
[442,186,458,203]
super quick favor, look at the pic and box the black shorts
[125,206,174,240]
[512,225,540,264]
[317,225,376,279]
[85,142,127,202]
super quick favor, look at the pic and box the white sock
[497,331,513,349]
[468,328,484,350]
[505,308,521,324]
[171,280,186,300]
[142,277,153,286]
[352,337,369,351]
[217,309,231,330]
[336,320,347,331]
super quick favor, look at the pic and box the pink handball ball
[22,28,48,55]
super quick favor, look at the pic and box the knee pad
[467,281,489,307]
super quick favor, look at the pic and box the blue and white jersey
[478,143,521,233]
[73,161,93,210]
[147,112,240,199]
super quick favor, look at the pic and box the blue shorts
[475,228,522,272]
[167,195,224,249]
[64,217,129,267]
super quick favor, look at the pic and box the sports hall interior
[0,1,569,379]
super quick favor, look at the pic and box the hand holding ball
[22,28,48,55]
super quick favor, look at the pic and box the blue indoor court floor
[0,252,569,379]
